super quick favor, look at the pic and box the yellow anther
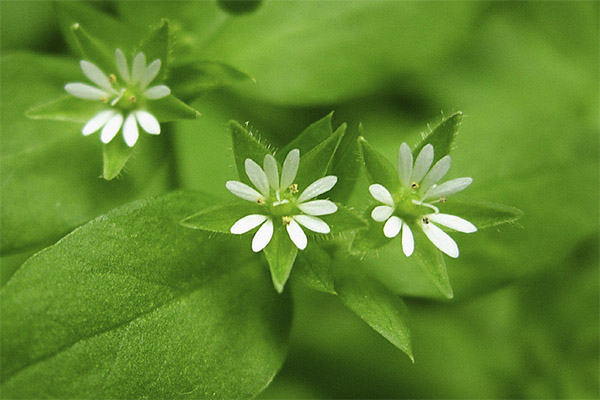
[129,95,137,103]
[100,96,109,103]
[109,74,117,83]
[411,182,420,189]
[439,197,447,203]
[282,216,292,225]
[289,183,299,194]
[257,197,265,204]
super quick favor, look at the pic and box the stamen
[289,183,299,194]
[257,197,265,204]
[129,95,137,103]
[422,217,430,224]
[109,74,117,83]
[439,197,447,203]
[282,216,292,225]
[100,96,109,104]
[411,182,420,189]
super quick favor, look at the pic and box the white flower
[226,149,338,252]
[369,142,476,258]
[64,49,171,147]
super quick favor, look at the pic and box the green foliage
[292,245,335,294]
[230,120,272,185]
[358,136,400,193]
[413,112,462,163]
[263,226,299,293]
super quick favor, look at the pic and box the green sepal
[145,95,201,122]
[411,226,454,299]
[439,196,523,229]
[278,112,334,161]
[263,226,298,293]
[25,96,104,123]
[413,112,462,163]
[358,136,401,193]
[102,138,135,180]
[320,204,367,236]
[335,267,414,362]
[291,244,335,294]
[69,22,115,75]
[229,120,273,185]
[296,123,345,189]
[328,122,362,203]
[181,201,264,234]
[137,19,170,83]
[169,61,255,97]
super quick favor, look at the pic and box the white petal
[294,215,330,234]
[263,154,279,190]
[122,113,139,147]
[135,111,160,134]
[298,176,337,202]
[371,205,394,222]
[280,149,300,190]
[139,59,161,90]
[143,85,171,99]
[230,214,268,234]
[368,184,394,206]
[115,48,130,82]
[423,177,473,200]
[130,52,147,84]
[225,180,263,202]
[252,218,273,252]
[80,60,113,92]
[298,200,337,216]
[420,155,451,194]
[426,213,477,233]
[100,113,123,144]
[82,110,116,136]
[244,158,270,197]
[383,216,402,238]
[286,219,307,250]
[64,83,108,100]
[401,223,414,257]
[412,144,434,183]
[421,221,459,258]
[398,142,413,188]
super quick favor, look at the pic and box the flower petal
[421,221,459,258]
[298,175,338,202]
[139,59,161,91]
[286,219,307,250]
[412,144,434,183]
[245,158,270,197]
[64,83,108,100]
[80,60,114,92]
[130,52,147,84]
[115,48,130,82]
[143,85,171,100]
[423,177,473,201]
[252,218,273,252]
[298,200,337,216]
[294,215,330,234]
[100,113,124,144]
[82,110,116,136]
[122,113,139,147]
[371,205,394,222]
[135,110,160,134]
[263,154,279,191]
[368,184,394,206]
[420,155,451,194]
[225,180,264,202]
[426,213,477,233]
[398,142,413,188]
[401,222,414,257]
[230,214,268,234]
[383,216,402,238]
[280,149,300,190]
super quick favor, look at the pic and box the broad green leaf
[335,267,414,361]
[296,123,345,190]
[349,215,391,254]
[291,244,335,294]
[25,96,104,123]
[0,191,291,398]
[69,22,114,74]
[102,138,135,180]
[169,61,255,97]
[413,112,462,163]
[439,196,523,230]
[137,19,170,83]
[230,120,273,184]
[320,204,367,236]
[181,201,264,234]
[278,112,334,161]
[328,122,362,203]
[145,95,201,122]
[264,226,298,293]
[411,227,454,299]
[358,136,400,193]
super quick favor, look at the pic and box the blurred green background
[1,1,598,398]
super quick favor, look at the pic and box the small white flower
[369,142,476,258]
[65,49,171,147]
[227,149,338,252]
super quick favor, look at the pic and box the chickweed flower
[369,143,476,258]
[227,149,338,252]
[65,49,170,147]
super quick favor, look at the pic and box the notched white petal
[298,175,338,202]
[371,205,394,222]
[80,60,114,92]
[231,214,268,234]
[143,85,171,100]
[294,215,330,234]
[225,180,263,202]
[422,222,459,258]
[252,218,273,252]
[423,177,473,200]
[420,155,451,194]
[280,149,300,190]
[286,219,307,250]
[401,222,414,257]
[298,200,337,216]
[115,48,130,82]
[412,144,434,183]
[383,216,402,238]
[135,111,160,134]
[245,158,270,197]
[368,184,394,206]
[139,59,161,90]
[263,154,279,190]
[398,142,413,188]
[82,110,116,136]
[130,52,147,84]
[65,83,108,100]
[426,213,477,233]
[123,113,139,147]
[100,113,124,144]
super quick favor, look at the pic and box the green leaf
[320,204,367,236]
[102,138,135,180]
[328,123,362,203]
[69,22,114,74]
[439,196,523,230]
[296,123,345,190]
[137,19,169,83]
[229,120,273,184]
[0,191,291,398]
[349,215,392,254]
[218,0,263,15]
[411,227,454,299]
[291,244,335,294]
[278,112,334,161]
[263,227,298,293]
[413,112,462,163]
[170,61,255,97]
[335,267,414,361]
[181,201,263,234]
[358,135,400,193]
[145,95,201,122]
[26,96,104,123]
